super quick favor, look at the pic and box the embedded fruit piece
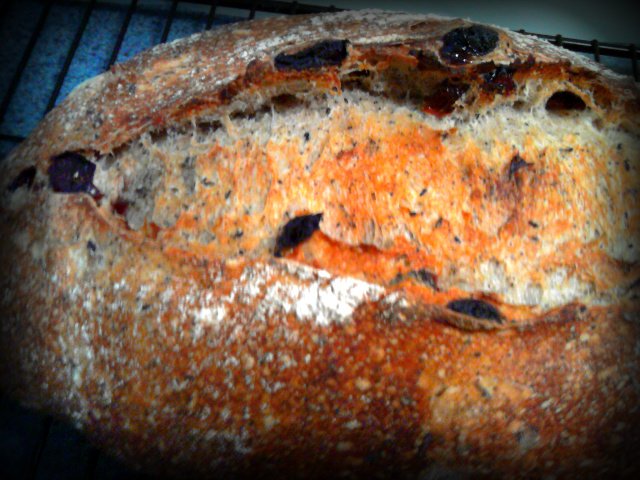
[440,25,499,64]
[446,298,503,322]
[274,40,349,71]
[422,79,469,116]
[275,213,323,257]
[47,152,99,195]
[483,64,517,94]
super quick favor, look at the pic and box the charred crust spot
[86,240,96,252]
[440,25,499,65]
[274,40,349,71]
[627,277,640,295]
[483,64,516,94]
[545,91,587,112]
[219,86,236,102]
[408,269,439,290]
[111,197,129,216]
[274,213,323,257]
[7,166,37,192]
[47,152,97,194]
[411,49,447,71]
[447,298,503,322]
[508,154,532,179]
[271,93,304,111]
[423,79,469,116]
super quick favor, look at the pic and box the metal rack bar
[519,29,638,60]
[44,0,98,113]
[0,133,28,143]
[591,39,600,62]
[106,0,138,68]
[160,0,179,43]
[182,0,341,15]
[248,0,257,19]
[205,1,218,29]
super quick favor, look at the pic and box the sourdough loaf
[1,9,639,479]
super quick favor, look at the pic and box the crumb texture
[89,86,638,317]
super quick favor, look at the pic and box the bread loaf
[1,10,639,479]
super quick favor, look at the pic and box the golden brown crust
[1,10,640,479]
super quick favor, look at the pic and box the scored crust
[1,9,640,479]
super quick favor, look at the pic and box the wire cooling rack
[0,1,638,479]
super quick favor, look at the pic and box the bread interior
[89,61,640,318]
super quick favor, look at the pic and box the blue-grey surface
[0,0,243,160]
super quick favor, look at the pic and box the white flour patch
[185,262,387,327]
[263,274,385,326]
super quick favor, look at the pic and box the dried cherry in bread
[446,298,503,322]
[439,24,500,64]
[274,212,323,257]
[274,39,349,71]
[47,152,99,195]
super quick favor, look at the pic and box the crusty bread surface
[1,9,639,479]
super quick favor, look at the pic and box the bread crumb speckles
[194,305,227,326]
